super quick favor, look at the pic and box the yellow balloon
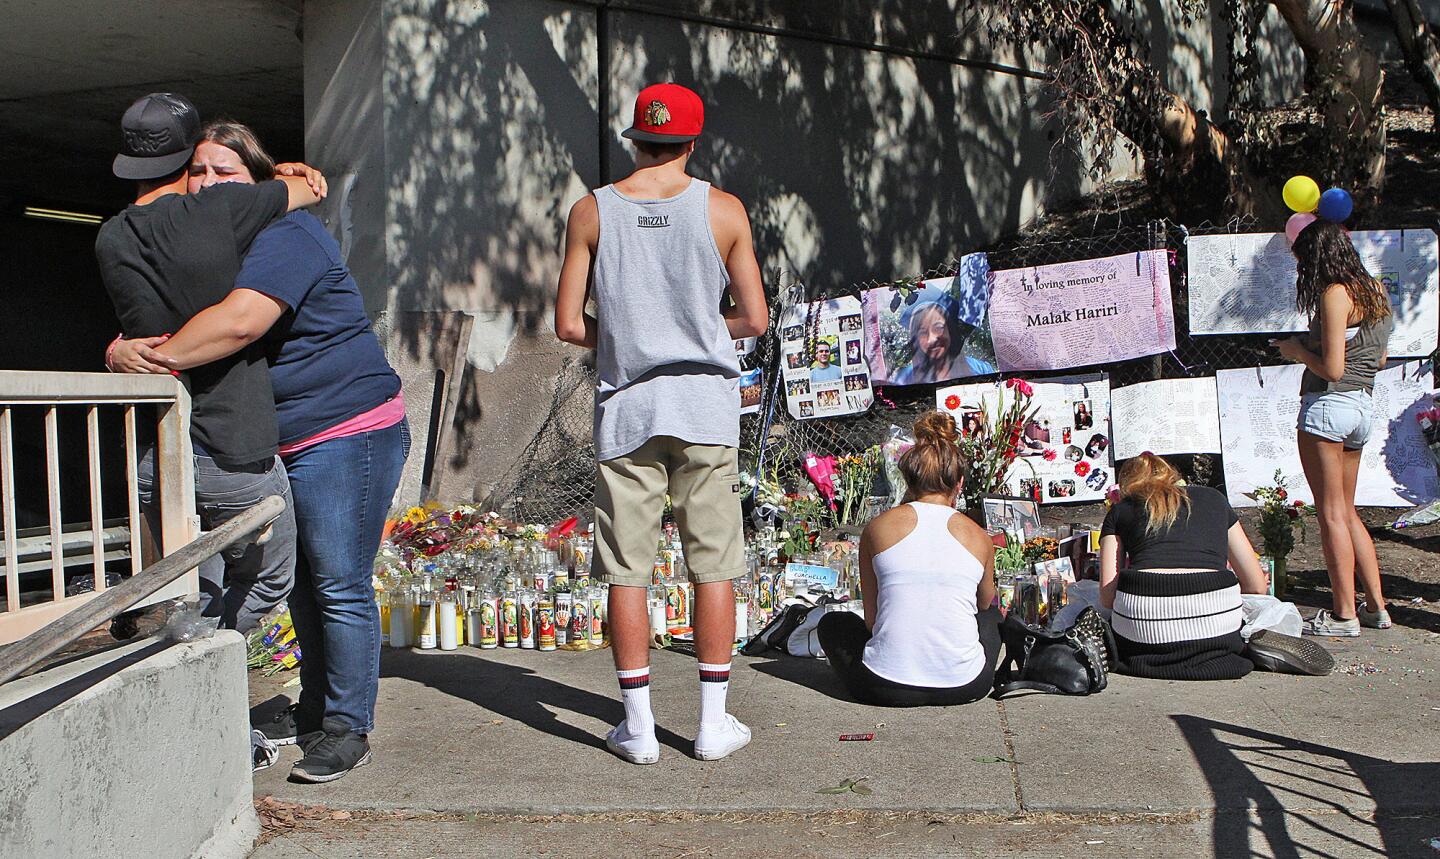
[1283,175,1320,213]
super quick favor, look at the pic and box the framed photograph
[981,494,1041,539]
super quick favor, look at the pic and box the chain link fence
[486,216,1411,523]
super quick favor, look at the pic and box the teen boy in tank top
[555,83,769,764]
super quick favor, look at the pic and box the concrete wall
[0,632,258,859]
[304,0,1306,508]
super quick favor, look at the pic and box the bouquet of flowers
[947,378,1040,513]
[247,610,301,676]
[1246,470,1312,597]
[834,447,882,527]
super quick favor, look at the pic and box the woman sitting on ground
[816,411,1001,706]
[1101,453,1327,679]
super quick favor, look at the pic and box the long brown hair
[1292,220,1392,324]
[199,120,276,181]
[1118,453,1190,533]
[899,411,966,500]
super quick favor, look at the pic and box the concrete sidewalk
[250,626,1440,854]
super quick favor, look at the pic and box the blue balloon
[1317,188,1353,223]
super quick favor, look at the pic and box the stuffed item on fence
[803,452,839,508]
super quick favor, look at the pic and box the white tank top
[862,502,986,688]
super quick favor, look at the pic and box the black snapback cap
[112,93,201,181]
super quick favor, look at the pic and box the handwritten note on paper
[988,250,1176,372]
[1110,377,1222,461]
[1187,229,1439,355]
[1217,361,1439,507]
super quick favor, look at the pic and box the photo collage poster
[860,253,997,387]
[778,295,874,420]
[937,373,1114,504]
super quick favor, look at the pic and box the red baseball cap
[621,83,703,144]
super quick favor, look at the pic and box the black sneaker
[254,704,319,746]
[289,717,372,784]
[1246,630,1335,676]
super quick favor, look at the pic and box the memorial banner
[988,250,1176,372]
[1187,229,1439,356]
[1216,360,1439,507]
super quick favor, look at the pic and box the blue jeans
[284,419,409,734]
[136,449,297,633]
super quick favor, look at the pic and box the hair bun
[913,411,959,446]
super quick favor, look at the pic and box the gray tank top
[1300,311,1392,395]
[591,178,739,461]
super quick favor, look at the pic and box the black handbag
[738,602,815,656]
[992,607,1114,697]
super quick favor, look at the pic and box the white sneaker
[694,714,751,761]
[1356,602,1392,629]
[605,720,660,765]
[1302,609,1361,638]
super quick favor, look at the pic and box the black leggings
[816,608,1003,707]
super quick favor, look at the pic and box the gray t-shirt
[590,179,739,461]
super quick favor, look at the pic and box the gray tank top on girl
[591,178,739,461]
[1300,311,1392,395]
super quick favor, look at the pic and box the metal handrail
[0,494,286,687]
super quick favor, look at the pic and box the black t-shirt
[96,181,289,467]
[1100,485,1238,571]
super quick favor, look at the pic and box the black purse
[992,607,1114,698]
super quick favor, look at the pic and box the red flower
[1293,500,1305,508]
[1276,488,1287,501]
[423,544,448,556]
[1286,507,1300,519]
[944,394,961,410]
[1042,449,1057,461]
[1075,462,1091,477]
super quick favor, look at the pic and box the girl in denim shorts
[1274,221,1393,638]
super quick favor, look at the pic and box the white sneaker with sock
[694,662,750,761]
[608,667,659,765]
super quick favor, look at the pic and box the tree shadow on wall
[384,1,1233,490]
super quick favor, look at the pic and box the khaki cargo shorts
[594,436,745,589]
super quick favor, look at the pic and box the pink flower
[1042,449,1057,461]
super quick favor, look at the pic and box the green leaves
[817,776,873,796]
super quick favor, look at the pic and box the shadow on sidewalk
[1174,715,1440,858]
[378,650,692,755]
[746,654,853,703]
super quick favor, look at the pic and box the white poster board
[1110,377,1222,461]
[778,296,873,420]
[937,374,1114,504]
[1216,360,1439,507]
[1187,229,1439,356]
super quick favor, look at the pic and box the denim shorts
[1297,389,1374,450]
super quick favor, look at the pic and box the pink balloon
[1285,212,1317,245]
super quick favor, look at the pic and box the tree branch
[1384,0,1440,132]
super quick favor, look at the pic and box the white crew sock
[697,662,731,729]
[616,667,655,733]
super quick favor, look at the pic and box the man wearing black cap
[96,93,326,638]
